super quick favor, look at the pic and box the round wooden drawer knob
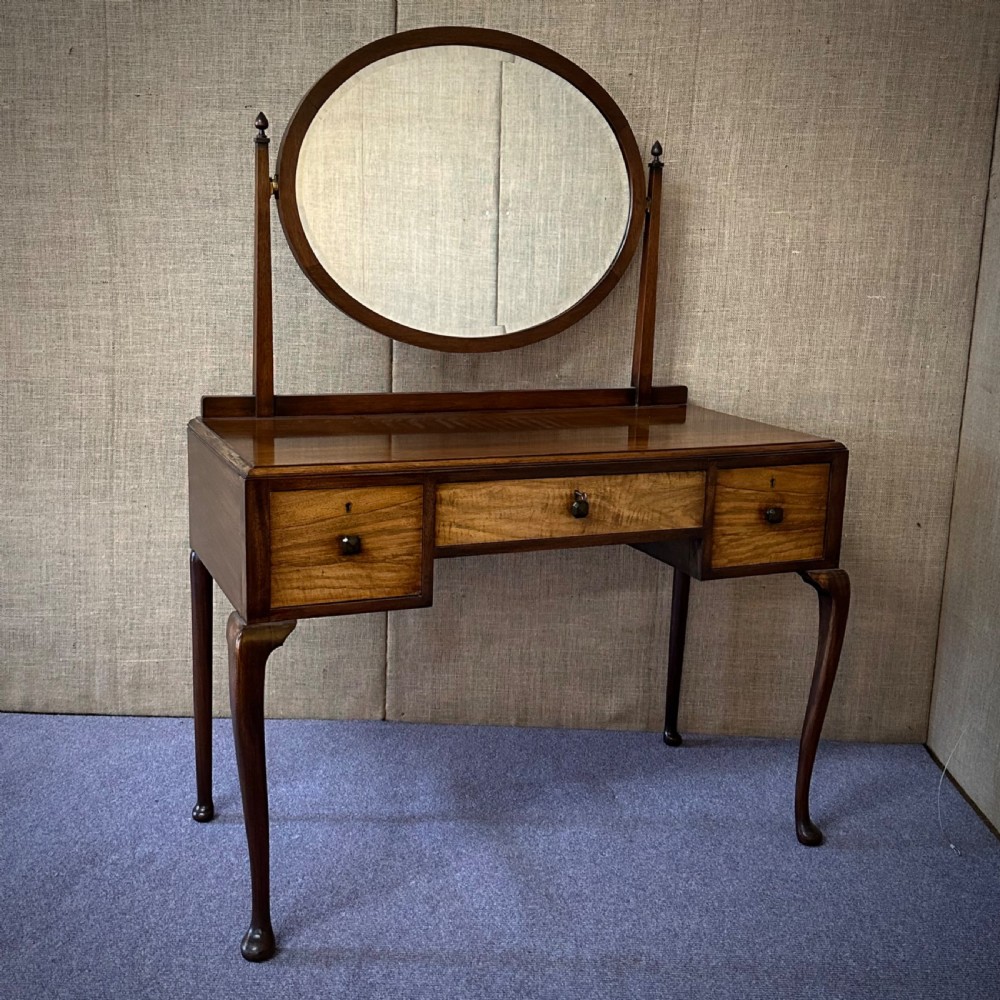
[763,506,784,525]
[339,534,362,555]
[570,490,590,518]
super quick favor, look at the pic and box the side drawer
[710,464,829,569]
[436,471,705,547]
[270,485,424,608]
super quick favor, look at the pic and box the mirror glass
[291,45,633,340]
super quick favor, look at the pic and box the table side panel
[188,425,248,616]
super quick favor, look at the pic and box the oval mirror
[276,28,645,352]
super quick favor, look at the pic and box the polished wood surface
[228,613,296,962]
[436,471,704,547]
[795,569,851,846]
[190,551,214,823]
[631,141,664,405]
[202,385,688,418]
[187,401,848,618]
[270,485,424,608]
[711,464,830,569]
[192,403,836,477]
[188,426,248,614]
[663,565,690,747]
[252,113,275,418]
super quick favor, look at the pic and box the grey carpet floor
[1,712,997,1000]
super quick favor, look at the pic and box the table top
[193,404,841,478]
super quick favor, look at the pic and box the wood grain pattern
[270,485,424,608]
[631,144,663,404]
[227,613,297,961]
[253,115,275,418]
[711,464,829,569]
[795,568,851,846]
[193,405,837,478]
[190,551,215,823]
[436,471,705,547]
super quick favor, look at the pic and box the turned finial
[650,140,663,164]
[254,112,269,145]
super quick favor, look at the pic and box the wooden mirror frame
[273,26,647,354]
[240,27,668,418]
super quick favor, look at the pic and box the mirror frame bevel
[275,26,647,353]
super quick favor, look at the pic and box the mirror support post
[630,142,664,406]
[253,113,275,418]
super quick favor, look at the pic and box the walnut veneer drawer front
[711,464,829,569]
[270,485,423,608]
[436,472,705,547]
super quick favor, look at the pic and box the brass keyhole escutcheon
[339,534,362,555]
[763,506,784,525]
[570,490,590,518]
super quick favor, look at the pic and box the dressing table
[187,27,850,962]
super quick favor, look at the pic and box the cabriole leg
[228,612,296,962]
[190,551,215,823]
[663,566,691,746]
[795,569,851,846]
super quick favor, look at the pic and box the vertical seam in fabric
[493,61,504,326]
[102,0,120,713]
[382,0,399,390]
[687,0,705,142]
[925,64,1000,743]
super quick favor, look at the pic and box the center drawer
[270,485,424,609]
[436,471,705,548]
